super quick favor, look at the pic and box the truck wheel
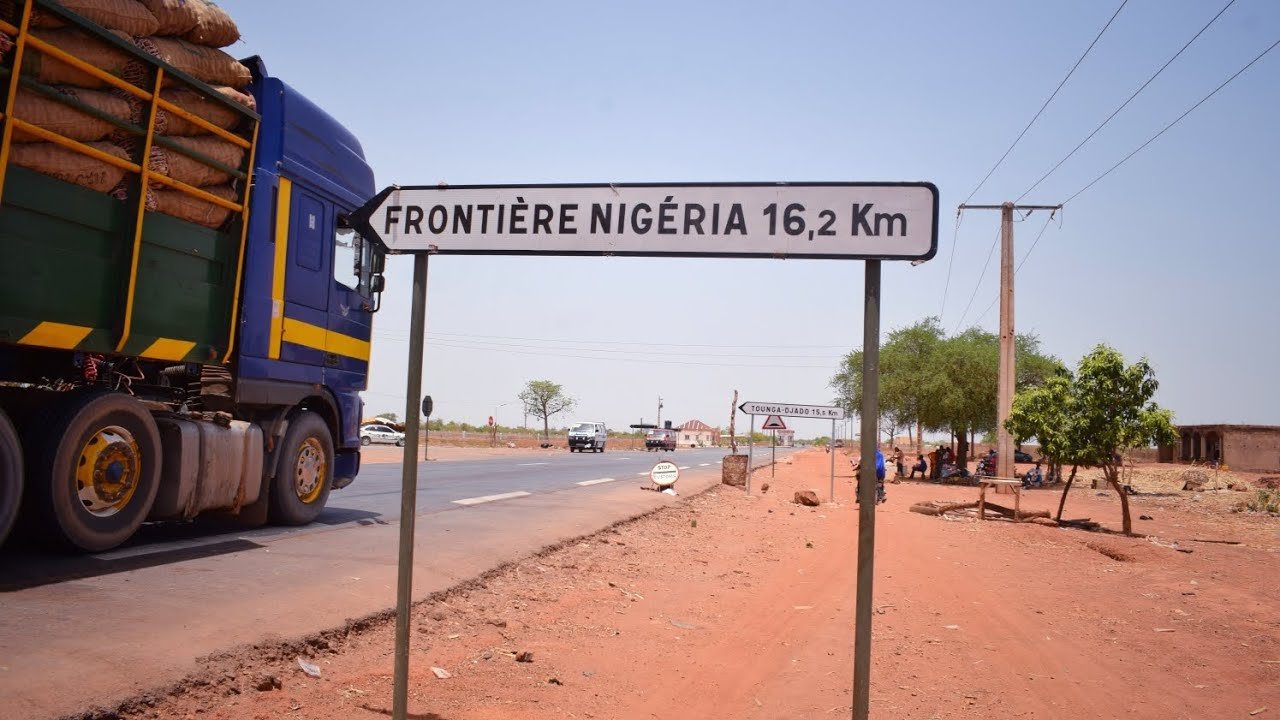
[269,412,333,525]
[0,409,22,548]
[27,392,162,552]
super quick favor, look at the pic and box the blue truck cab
[235,57,382,489]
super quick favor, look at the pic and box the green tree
[377,411,400,424]
[832,319,1062,471]
[518,380,576,442]
[1006,345,1176,535]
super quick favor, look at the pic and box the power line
[950,226,1002,332]
[1064,35,1280,205]
[961,0,1130,205]
[383,335,843,360]
[1015,0,1237,202]
[372,329,851,350]
[973,214,1057,325]
[425,339,833,370]
[938,210,964,320]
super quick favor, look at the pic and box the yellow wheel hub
[75,426,140,517]
[294,437,326,504]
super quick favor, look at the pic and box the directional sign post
[354,183,937,260]
[352,180,937,720]
[740,401,845,420]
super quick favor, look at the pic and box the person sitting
[1022,462,1044,488]
[909,454,928,479]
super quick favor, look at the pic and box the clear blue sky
[222,0,1279,437]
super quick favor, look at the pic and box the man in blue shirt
[852,449,888,504]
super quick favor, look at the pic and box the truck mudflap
[150,417,264,520]
[333,448,359,490]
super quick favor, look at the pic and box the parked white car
[360,423,405,446]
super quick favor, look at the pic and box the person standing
[891,446,905,481]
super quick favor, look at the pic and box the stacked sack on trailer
[1,0,254,227]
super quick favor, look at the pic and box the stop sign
[487,416,494,427]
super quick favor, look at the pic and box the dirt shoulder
[101,451,1279,720]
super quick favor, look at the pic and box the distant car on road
[360,423,406,447]
[1014,450,1035,463]
[568,421,608,453]
[645,428,677,452]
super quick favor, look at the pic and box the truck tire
[0,409,22,548]
[27,392,162,552]
[269,411,333,525]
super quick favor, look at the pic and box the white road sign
[353,183,938,260]
[650,461,680,488]
[739,401,845,419]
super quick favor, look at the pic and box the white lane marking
[699,463,711,467]
[717,461,723,464]
[678,466,691,470]
[619,457,632,460]
[576,477,618,487]
[452,491,531,506]
[517,462,548,466]
[636,471,650,476]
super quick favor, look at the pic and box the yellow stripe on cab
[281,318,370,362]
[268,177,292,360]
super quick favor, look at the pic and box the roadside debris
[296,658,321,679]
[794,490,820,507]
[516,651,535,663]
[430,667,451,679]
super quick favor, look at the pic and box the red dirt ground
[109,451,1279,720]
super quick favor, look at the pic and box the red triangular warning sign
[761,415,787,430]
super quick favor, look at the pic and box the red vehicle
[645,429,677,451]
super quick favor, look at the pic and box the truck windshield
[571,424,596,433]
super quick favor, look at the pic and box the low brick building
[1158,424,1280,473]
[678,420,720,448]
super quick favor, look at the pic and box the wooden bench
[977,477,1023,522]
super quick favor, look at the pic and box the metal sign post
[830,418,836,502]
[746,414,755,495]
[392,254,430,720]
[853,260,881,720]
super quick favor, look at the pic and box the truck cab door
[286,191,331,313]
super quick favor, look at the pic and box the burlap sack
[10,140,129,192]
[157,85,254,136]
[138,0,199,35]
[24,28,143,89]
[12,86,132,142]
[183,0,238,48]
[0,0,160,34]
[134,35,250,88]
[158,135,245,187]
[153,183,237,228]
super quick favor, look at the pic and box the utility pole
[958,202,1061,480]
[656,396,663,429]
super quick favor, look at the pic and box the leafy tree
[376,411,400,424]
[518,380,576,442]
[831,318,1062,471]
[1006,345,1176,535]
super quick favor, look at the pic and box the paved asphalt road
[1,445,798,586]
[0,445,803,719]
